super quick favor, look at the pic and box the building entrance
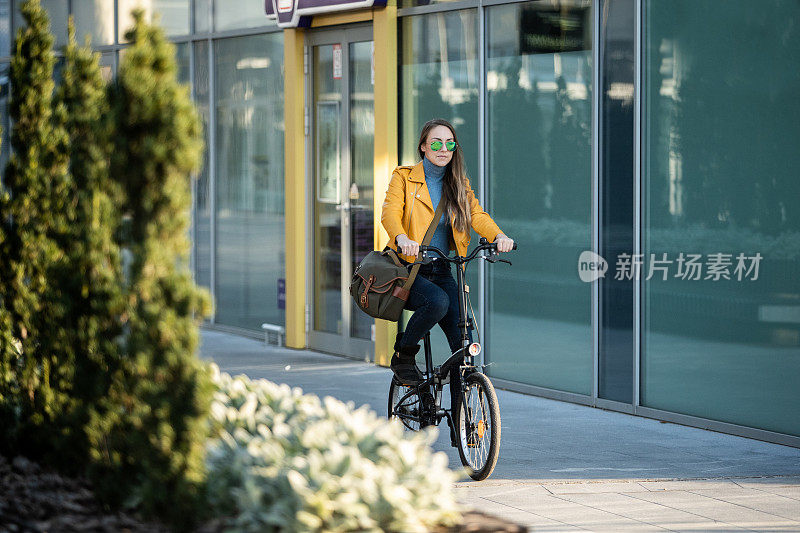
[306,24,375,358]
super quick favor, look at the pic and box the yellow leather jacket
[381,161,503,263]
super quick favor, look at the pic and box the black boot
[390,343,423,386]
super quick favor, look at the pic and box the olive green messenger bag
[350,200,446,322]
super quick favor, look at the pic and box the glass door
[307,26,374,358]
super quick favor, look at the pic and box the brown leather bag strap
[402,199,446,291]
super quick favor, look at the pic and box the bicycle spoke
[461,380,494,471]
[391,382,423,432]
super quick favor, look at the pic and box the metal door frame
[305,24,374,359]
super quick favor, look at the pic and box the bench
[261,323,285,347]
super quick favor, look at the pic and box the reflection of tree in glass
[415,66,449,131]
[665,2,800,237]
[489,56,547,220]
[548,71,590,222]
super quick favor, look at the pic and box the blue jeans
[399,258,473,353]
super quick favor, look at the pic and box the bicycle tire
[454,372,501,481]
[388,377,422,431]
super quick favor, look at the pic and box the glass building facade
[2,0,798,446]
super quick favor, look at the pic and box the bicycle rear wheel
[454,372,501,481]
[388,377,422,431]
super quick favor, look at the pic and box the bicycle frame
[394,239,515,431]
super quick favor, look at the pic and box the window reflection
[486,1,592,394]
[0,0,10,57]
[193,40,211,292]
[0,63,8,172]
[214,34,285,330]
[642,0,800,436]
[214,0,276,31]
[73,0,115,46]
[194,0,210,33]
[118,0,190,39]
[400,10,479,173]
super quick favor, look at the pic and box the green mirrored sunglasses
[430,140,457,151]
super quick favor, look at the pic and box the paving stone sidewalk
[200,330,800,532]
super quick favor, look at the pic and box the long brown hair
[416,119,471,233]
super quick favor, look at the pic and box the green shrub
[0,0,72,459]
[85,9,212,529]
[31,18,127,472]
[206,365,462,533]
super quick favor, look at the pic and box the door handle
[335,204,350,211]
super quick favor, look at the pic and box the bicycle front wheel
[455,372,501,481]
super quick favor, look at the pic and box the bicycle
[387,237,516,481]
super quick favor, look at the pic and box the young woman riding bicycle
[380,118,514,403]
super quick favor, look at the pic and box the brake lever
[498,259,512,266]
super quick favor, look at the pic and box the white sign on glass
[333,43,342,80]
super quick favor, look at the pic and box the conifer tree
[0,0,71,457]
[39,19,125,469]
[87,9,212,527]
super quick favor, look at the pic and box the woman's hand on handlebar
[494,233,515,253]
[395,234,420,257]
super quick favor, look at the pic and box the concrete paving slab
[541,481,649,495]
[684,489,800,522]
[737,486,800,501]
[637,479,743,492]
[627,489,800,530]
[453,483,554,500]
[469,499,582,532]
[480,490,677,531]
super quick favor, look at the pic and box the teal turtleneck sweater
[422,157,451,256]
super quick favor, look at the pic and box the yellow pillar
[373,0,398,366]
[284,28,307,349]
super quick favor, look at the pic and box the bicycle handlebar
[415,238,517,266]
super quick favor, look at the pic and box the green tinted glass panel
[312,44,342,335]
[0,63,8,172]
[214,33,285,330]
[486,1,592,394]
[215,0,276,31]
[642,0,800,436]
[0,1,9,57]
[349,40,375,340]
[73,0,114,46]
[194,0,210,33]
[193,40,211,292]
[118,0,190,39]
